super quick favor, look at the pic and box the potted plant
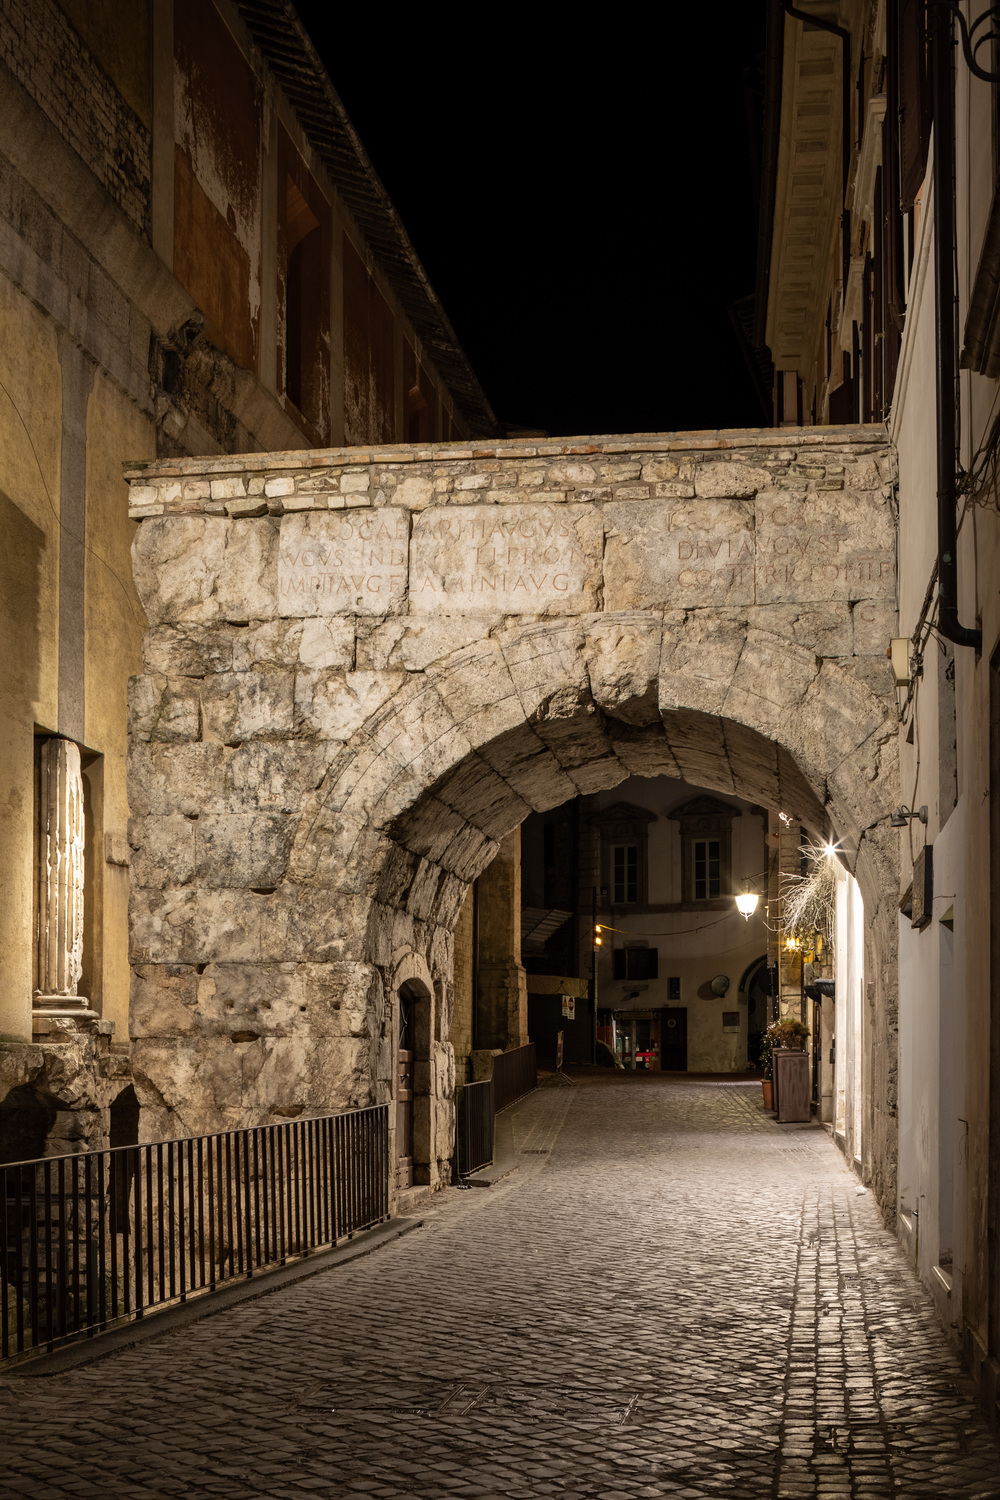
[759,1031,774,1110]
[769,1018,810,1051]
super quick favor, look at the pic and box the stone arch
[126,429,900,1210]
[281,614,899,1207]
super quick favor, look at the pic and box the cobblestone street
[3,1078,999,1499]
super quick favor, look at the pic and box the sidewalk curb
[5,1217,423,1379]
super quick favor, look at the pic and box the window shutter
[648,948,658,979]
[613,948,626,980]
[898,0,929,210]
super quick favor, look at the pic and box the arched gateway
[125,426,899,1212]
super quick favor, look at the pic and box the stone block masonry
[0,0,151,232]
[124,426,902,1218]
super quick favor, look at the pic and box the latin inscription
[604,497,895,610]
[278,510,409,616]
[409,504,602,613]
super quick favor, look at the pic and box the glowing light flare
[735,891,759,920]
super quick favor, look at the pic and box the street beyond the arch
[4,1077,998,1500]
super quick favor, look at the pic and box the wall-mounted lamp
[735,889,759,920]
[890,805,928,828]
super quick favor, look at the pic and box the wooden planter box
[772,1048,810,1123]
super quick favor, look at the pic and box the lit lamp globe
[735,890,759,921]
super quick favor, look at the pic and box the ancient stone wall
[125,426,900,1209]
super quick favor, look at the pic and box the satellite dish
[710,974,730,996]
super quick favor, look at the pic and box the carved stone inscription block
[278,510,409,616]
[604,499,755,610]
[603,492,895,610]
[753,490,895,604]
[409,504,602,613]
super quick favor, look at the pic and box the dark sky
[294,7,767,438]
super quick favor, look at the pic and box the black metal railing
[455,1044,537,1178]
[455,1080,494,1176]
[1,1104,389,1362]
[493,1043,537,1114]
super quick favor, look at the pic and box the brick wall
[0,0,150,232]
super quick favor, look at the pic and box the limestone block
[129,814,196,888]
[131,1036,244,1136]
[851,599,897,655]
[129,963,199,1037]
[545,461,597,486]
[129,740,332,817]
[660,708,736,794]
[357,617,485,671]
[718,602,851,658]
[144,625,235,677]
[497,620,591,723]
[659,613,747,716]
[393,475,435,509]
[261,885,374,962]
[129,675,201,742]
[225,496,268,518]
[477,729,578,812]
[606,721,683,780]
[132,516,278,625]
[435,753,532,839]
[409,504,602,614]
[278,510,408,616]
[722,630,821,747]
[604,498,755,611]
[584,613,662,725]
[194,813,296,888]
[754,488,895,604]
[200,671,295,743]
[231,617,355,672]
[130,886,266,965]
[694,461,774,497]
[340,472,370,493]
[800,660,892,765]
[721,718,782,808]
[295,670,406,742]
[424,640,524,749]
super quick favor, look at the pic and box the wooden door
[396,992,414,1189]
[661,1007,688,1071]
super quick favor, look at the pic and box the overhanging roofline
[234,0,500,438]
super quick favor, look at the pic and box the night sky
[294,6,767,438]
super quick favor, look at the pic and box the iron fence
[492,1043,537,1114]
[455,1080,494,1176]
[1,1104,389,1362]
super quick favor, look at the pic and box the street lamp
[735,888,759,920]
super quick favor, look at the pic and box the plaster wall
[592,774,769,1073]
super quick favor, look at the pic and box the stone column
[474,828,528,1051]
[34,737,90,1016]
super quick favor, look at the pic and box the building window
[591,801,657,912]
[668,795,740,910]
[613,947,658,980]
[693,837,721,900]
[612,844,638,904]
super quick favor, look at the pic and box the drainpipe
[930,0,982,651]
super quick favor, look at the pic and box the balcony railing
[1,1104,389,1362]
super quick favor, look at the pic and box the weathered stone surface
[133,516,278,624]
[409,504,602,614]
[278,510,408,616]
[754,487,895,604]
[124,430,900,1190]
[694,460,774,497]
[604,498,755,610]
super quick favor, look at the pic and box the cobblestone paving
[3,1077,999,1499]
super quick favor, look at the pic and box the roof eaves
[234,0,500,437]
